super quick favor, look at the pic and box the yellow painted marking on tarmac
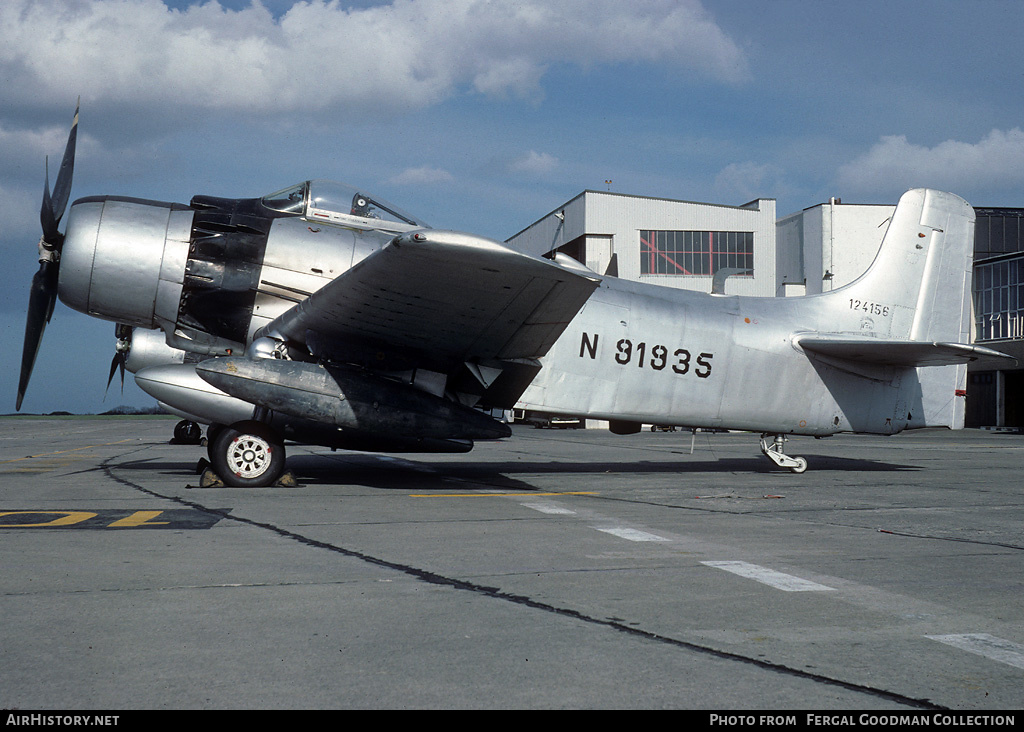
[0,440,133,465]
[108,511,170,528]
[410,491,598,498]
[10,462,79,474]
[0,511,98,527]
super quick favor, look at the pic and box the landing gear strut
[760,434,807,473]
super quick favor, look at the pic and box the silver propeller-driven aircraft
[18,107,1014,486]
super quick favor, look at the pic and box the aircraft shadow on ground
[281,452,919,491]
[108,452,918,491]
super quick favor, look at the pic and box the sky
[2,0,1023,415]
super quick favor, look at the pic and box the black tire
[206,424,224,462]
[210,420,285,488]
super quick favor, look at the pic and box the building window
[975,211,1024,260]
[974,255,1024,341]
[640,230,753,276]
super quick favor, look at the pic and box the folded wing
[260,229,600,406]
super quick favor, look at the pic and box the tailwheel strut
[759,434,808,473]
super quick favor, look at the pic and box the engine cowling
[123,327,188,373]
[57,192,376,359]
[59,196,192,333]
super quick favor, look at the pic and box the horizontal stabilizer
[796,334,1016,367]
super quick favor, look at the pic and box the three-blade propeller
[16,102,79,411]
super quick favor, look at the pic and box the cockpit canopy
[261,179,429,232]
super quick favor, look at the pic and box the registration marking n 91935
[579,332,713,378]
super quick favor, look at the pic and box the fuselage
[521,276,933,436]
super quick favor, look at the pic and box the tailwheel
[172,419,203,444]
[759,434,808,473]
[210,420,286,487]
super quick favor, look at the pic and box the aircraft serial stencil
[18,106,1013,486]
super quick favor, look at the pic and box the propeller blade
[105,324,132,399]
[105,353,126,398]
[16,261,59,411]
[39,102,78,245]
[17,102,80,411]
[49,101,79,226]
[40,158,58,243]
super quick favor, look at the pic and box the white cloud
[389,165,454,185]
[0,115,101,180]
[837,129,1024,196]
[0,0,749,118]
[508,150,558,176]
[713,161,780,204]
[0,124,72,164]
[0,181,38,243]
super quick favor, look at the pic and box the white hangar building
[506,190,778,297]
[507,190,1024,430]
[507,190,894,299]
[775,198,894,296]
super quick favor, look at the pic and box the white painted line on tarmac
[701,561,835,591]
[926,633,1024,670]
[596,527,670,542]
[521,502,576,515]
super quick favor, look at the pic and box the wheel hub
[227,435,273,478]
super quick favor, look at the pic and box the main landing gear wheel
[206,424,224,461]
[759,434,808,473]
[210,420,286,488]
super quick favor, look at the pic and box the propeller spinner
[16,102,79,411]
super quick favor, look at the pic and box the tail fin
[824,190,985,429]
[837,188,974,344]
[802,190,1013,429]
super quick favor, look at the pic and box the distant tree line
[101,405,167,415]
